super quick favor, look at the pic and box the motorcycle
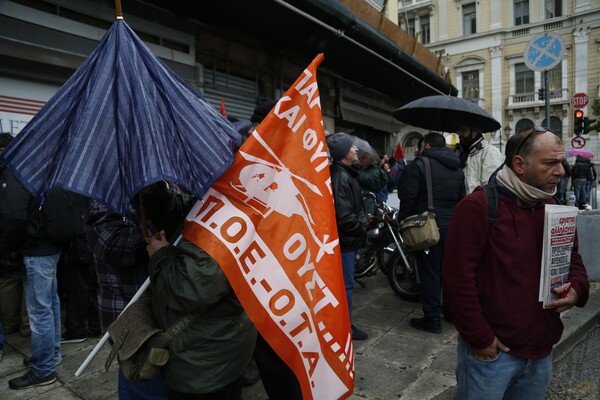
[385,230,419,302]
[354,192,403,287]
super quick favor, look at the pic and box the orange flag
[183,53,353,399]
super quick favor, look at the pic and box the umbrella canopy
[0,20,240,215]
[352,136,380,164]
[326,132,379,164]
[567,149,594,159]
[393,95,501,133]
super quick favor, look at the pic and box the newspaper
[539,204,579,307]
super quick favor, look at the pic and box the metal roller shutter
[201,67,258,121]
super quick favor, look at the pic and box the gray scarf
[496,165,555,207]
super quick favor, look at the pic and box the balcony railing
[544,21,563,31]
[398,0,434,10]
[508,88,569,106]
[511,93,536,104]
[512,28,530,37]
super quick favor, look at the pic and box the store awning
[142,0,457,104]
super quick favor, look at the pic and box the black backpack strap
[483,183,498,226]
[422,157,434,213]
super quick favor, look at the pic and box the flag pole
[75,234,183,377]
[75,277,150,377]
[115,0,123,19]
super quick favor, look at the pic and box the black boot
[410,316,442,334]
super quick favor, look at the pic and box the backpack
[444,183,497,323]
[105,296,196,382]
[483,183,498,225]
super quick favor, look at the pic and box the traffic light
[538,88,545,101]
[574,110,584,135]
[584,116,597,134]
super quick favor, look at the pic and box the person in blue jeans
[444,128,590,399]
[7,189,67,390]
[571,155,592,208]
[327,133,369,340]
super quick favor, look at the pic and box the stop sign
[571,93,589,109]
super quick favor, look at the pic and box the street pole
[545,70,551,128]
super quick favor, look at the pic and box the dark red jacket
[443,183,589,359]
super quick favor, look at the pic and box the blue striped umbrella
[0,20,240,214]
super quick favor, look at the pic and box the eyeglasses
[514,126,555,156]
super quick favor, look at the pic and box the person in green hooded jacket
[142,182,256,400]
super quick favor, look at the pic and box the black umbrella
[392,95,501,133]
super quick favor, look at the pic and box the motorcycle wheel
[386,249,419,301]
[355,247,377,278]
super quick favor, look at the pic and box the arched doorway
[541,116,563,139]
[403,132,423,161]
[515,118,534,135]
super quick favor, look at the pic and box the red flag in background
[183,53,354,399]
[394,143,405,160]
[219,98,228,118]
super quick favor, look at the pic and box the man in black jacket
[6,185,74,389]
[571,155,592,208]
[397,132,465,333]
[327,133,369,340]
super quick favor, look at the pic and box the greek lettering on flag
[183,53,353,399]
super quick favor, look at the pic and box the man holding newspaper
[443,126,589,400]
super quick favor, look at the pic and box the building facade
[398,0,600,156]
[0,0,455,159]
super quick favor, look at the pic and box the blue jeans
[573,178,588,205]
[24,253,62,378]
[118,368,168,399]
[341,251,357,322]
[585,181,593,203]
[556,176,569,203]
[455,336,552,400]
[0,321,4,347]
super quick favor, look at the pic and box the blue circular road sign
[524,32,566,71]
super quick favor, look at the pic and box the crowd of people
[327,124,592,400]
[562,154,597,209]
[0,111,595,400]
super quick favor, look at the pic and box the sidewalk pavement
[1,275,599,400]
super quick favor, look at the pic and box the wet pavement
[1,186,598,400]
[1,275,599,399]
[546,323,600,400]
